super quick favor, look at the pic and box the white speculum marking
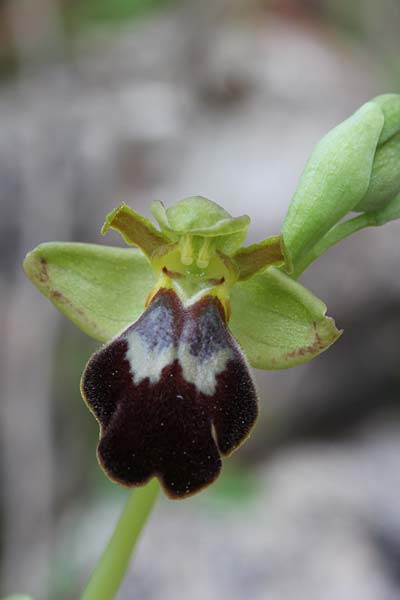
[178,344,232,396]
[124,299,233,396]
[125,336,233,396]
[125,330,176,386]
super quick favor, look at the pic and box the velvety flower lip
[81,287,258,499]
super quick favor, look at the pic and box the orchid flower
[23,94,400,500]
[23,197,340,498]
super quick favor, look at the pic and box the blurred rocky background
[0,1,399,599]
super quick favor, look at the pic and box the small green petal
[232,235,284,280]
[23,242,156,342]
[102,203,170,258]
[151,197,250,254]
[215,229,250,256]
[229,267,341,370]
[282,101,384,272]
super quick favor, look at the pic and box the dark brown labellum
[81,288,258,498]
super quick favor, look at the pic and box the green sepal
[354,94,400,212]
[229,267,341,370]
[232,235,284,280]
[151,197,250,255]
[368,191,400,225]
[102,203,170,258]
[354,130,400,212]
[372,93,400,145]
[23,242,156,342]
[282,101,384,272]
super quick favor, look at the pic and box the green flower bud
[282,94,400,272]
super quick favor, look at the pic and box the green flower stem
[292,213,374,278]
[81,479,160,600]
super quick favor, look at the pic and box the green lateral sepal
[229,267,341,369]
[23,242,156,342]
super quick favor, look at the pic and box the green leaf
[282,101,384,271]
[232,235,284,280]
[23,242,156,342]
[102,203,170,258]
[229,267,341,370]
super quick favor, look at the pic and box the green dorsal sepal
[151,196,250,255]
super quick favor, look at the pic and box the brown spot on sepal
[46,289,97,331]
[51,289,85,316]
[39,257,49,283]
[284,320,342,360]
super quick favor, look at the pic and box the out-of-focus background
[0,1,400,599]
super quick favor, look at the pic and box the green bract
[24,197,339,368]
[282,93,400,273]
